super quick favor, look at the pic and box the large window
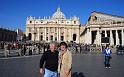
[30,21,32,23]
[55,37,57,41]
[74,21,76,24]
[51,35,53,41]
[61,36,64,41]
[46,37,48,41]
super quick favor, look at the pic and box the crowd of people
[0,41,50,57]
[0,41,100,57]
[0,41,123,57]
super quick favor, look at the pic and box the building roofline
[91,11,124,19]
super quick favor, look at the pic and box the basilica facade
[26,8,124,46]
[26,8,84,43]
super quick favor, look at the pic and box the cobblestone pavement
[0,54,124,77]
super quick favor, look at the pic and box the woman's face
[60,45,66,51]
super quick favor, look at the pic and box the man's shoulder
[44,50,51,53]
[44,50,59,54]
[55,50,59,53]
[42,50,50,55]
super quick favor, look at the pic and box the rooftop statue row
[26,7,79,21]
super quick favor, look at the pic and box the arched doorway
[40,35,43,41]
[73,34,76,41]
[28,33,32,40]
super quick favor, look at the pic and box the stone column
[37,28,40,41]
[57,28,59,41]
[26,27,29,36]
[98,30,101,45]
[32,33,34,41]
[64,28,66,42]
[53,28,55,41]
[70,28,72,42]
[110,30,114,45]
[121,29,124,46]
[32,28,35,41]
[116,30,119,45]
[76,28,80,43]
[44,27,46,41]
[48,28,50,42]
[94,30,100,45]
[105,30,107,37]
[59,28,61,42]
[86,28,91,44]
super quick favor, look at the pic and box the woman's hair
[106,44,109,48]
[60,42,68,48]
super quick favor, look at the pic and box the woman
[58,42,72,77]
[103,44,112,68]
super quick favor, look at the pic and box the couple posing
[40,42,72,77]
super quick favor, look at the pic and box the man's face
[50,44,56,52]
[60,45,66,51]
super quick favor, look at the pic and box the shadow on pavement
[72,72,85,77]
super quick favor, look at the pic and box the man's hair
[60,42,68,48]
[50,42,56,46]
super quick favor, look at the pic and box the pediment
[89,12,124,22]
[87,12,124,27]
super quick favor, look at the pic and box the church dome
[52,7,66,19]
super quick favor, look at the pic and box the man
[40,42,58,77]
[58,42,72,77]
[103,44,112,68]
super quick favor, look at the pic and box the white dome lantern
[52,7,66,19]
